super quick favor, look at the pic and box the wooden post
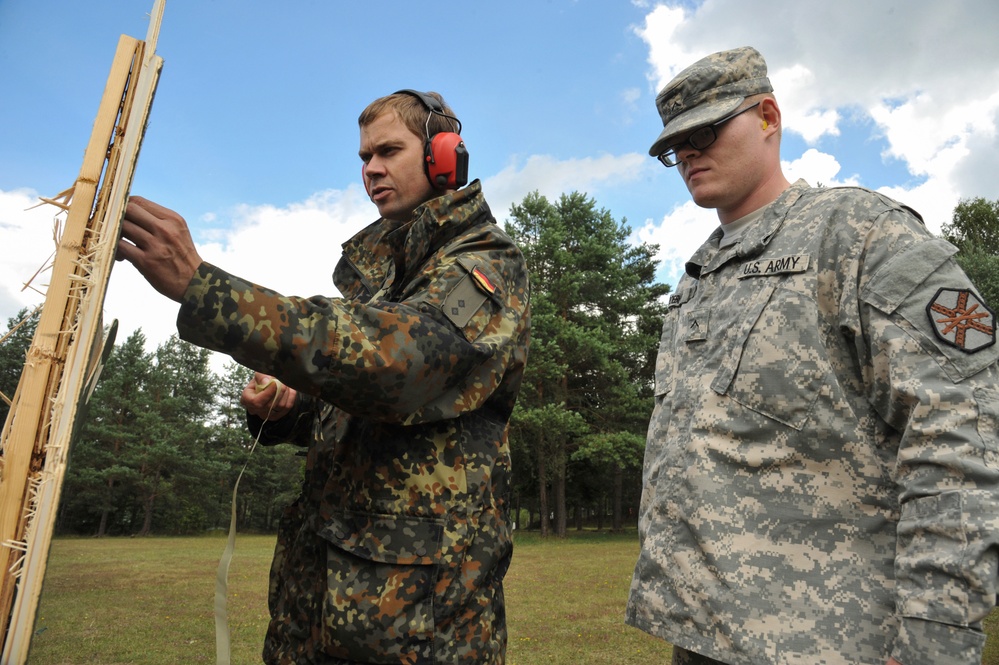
[0,2,164,661]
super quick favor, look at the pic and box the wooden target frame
[0,2,164,661]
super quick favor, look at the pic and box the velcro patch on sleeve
[926,288,996,353]
[442,273,489,330]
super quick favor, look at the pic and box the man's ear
[761,97,781,132]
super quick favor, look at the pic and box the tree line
[1,194,996,537]
[0,319,304,537]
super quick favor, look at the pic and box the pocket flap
[861,238,957,314]
[319,511,444,566]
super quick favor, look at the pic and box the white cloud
[483,152,649,222]
[193,186,373,300]
[635,5,697,92]
[769,64,841,144]
[951,103,999,196]
[633,200,716,286]
[634,0,999,255]
[875,177,959,237]
[0,188,59,325]
[621,87,643,124]
[1,185,377,374]
[783,149,859,189]
[105,185,373,367]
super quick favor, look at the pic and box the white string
[215,382,282,665]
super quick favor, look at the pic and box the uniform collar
[334,179,490,293]
[684,179,809,278]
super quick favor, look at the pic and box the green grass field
[23,531,999,664]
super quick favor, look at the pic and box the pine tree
[506,191,668,536]
[62,329,151,535]
[0,308,40,427]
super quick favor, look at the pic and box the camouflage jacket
[176,180,531,664]
[626,181,999,665]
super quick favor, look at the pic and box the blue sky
[3,0,999,361]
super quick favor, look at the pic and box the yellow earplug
[762,120,769,130]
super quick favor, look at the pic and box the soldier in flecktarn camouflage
[626,46,999,665]
[118,90,530,664]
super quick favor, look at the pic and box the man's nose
[676,143,700,164]
[364,155,386,176]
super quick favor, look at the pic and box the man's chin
[377,206,413,223]
[687,185,722,211]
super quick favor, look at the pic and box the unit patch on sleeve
[926,287,996,353]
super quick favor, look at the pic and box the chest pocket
[711,283,830,430]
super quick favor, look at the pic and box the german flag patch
[471,266,497,294]
[926,287,996,353]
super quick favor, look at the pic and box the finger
[244,394,275,419]
[123,197,163,232]
[265,385,296,419]
[255,378,278,394]
[118,217,154,251]
[255,376,286,402]
[115,236,138,263]
[125,196,179,219]
[239,382,257,408]
[242,374,296,420]
[129,195,183,220]
[125,197,191,245]
[277,386,297,411]
[241,374,271,406]
[245,376,280,408]
[115,221,155,267]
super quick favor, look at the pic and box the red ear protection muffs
[394,89,468,189]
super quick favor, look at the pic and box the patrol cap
[649,46,773,157]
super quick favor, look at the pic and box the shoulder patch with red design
[926,287,996,353]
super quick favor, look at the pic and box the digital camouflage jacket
[626,181,999,665]
[176,180,531,664]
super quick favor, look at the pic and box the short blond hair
[358,91,460,140]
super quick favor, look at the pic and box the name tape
[739,254,809,279]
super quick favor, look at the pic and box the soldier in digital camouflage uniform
[118,90,530,664]
[626,46,999,665]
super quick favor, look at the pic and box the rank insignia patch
[926,288,996,353]
[442,273,488,330]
